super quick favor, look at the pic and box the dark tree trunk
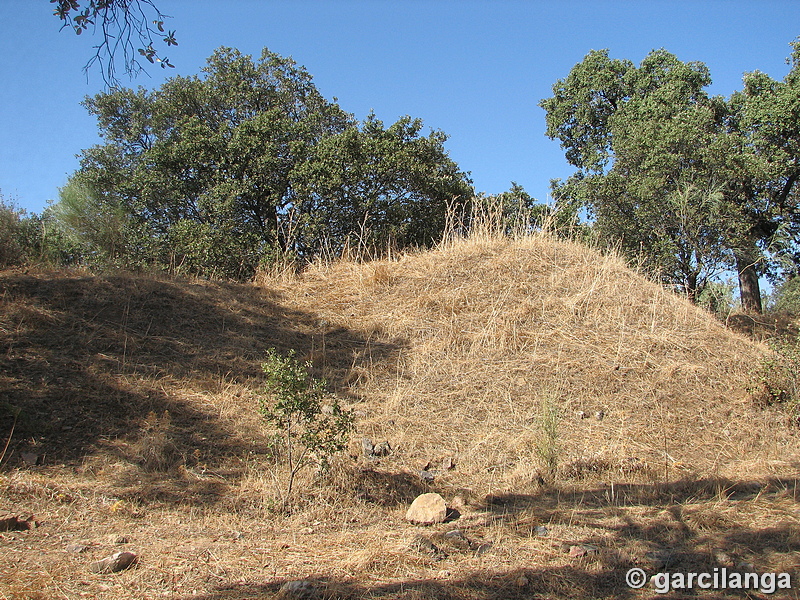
[685,271,699,304]
[735,249,762,314]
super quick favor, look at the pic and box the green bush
[697,280,735,318]
[260,348,354,509]
[772,276,800,314]
[0,199,24,268]
[167,220,266,280]
[750,336,800,423]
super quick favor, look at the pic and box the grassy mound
[1,233,798,600]
[283,234,788,484]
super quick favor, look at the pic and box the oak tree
[541,43,800,312]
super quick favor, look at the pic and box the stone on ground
[406,492,447,525]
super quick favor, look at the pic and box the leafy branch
[51,0,178,86]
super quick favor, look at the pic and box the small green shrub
[750,336,800,423]
[0,199,25,268]
[260,348,354,509]
[697,280,735,319]
[534,394,561,483]
[167,220,264,280]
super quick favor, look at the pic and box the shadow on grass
[179,567,634,600]
[178,562,784,599]
[173,476,800,600]
[0,271,404,504]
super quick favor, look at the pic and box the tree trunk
[685,271,699,304]
[735,249,762,314]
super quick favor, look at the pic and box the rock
[410,535,446,558]
[595,410,605,420]
[21,452,41,466]
[406,492,447,525]
[441,456,455,470]
[569,544,599,558]
[419,469,436,483]
[443,529,466,541]
[576,411,587,419]
[372,440,391,457]
[362,438,391,458]
[441,529,470,550]
[66,543,88,554]
[473,541,493,555]
[279,579,319,598]
[361,438,374,457]
[90,551,138,574]
[534,525,549,537]
[0,515,36,531]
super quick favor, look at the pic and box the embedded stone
[90,551,138,574]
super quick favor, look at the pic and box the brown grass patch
[1,233,799,598]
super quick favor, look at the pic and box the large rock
[406,492,447,525]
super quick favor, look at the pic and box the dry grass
[1,232,799,599]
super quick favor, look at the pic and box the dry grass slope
[286,233,793,483]
[1,232,799,600]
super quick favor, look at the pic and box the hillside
[282,235,792,482]
[2,234,799,600]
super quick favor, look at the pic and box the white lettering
[697,572,711,589]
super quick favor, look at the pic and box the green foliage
[771,276,800,314]
[52,0,177,86]
[293,113,472,257]
[53,178,131,267]
[750,337,800,424]
[541,41,800,311]
[18,208,85,268]
[259,348,354,508]
[166,220,263,280]
[0,198,25,268]
[696,280,736,319]
[76,46,472,278]
[0,193,84,269]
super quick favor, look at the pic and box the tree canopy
[72,47,472,278]
[540,41,800,312]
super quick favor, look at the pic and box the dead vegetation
[1,231,799,599]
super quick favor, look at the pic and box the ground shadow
[0,271,405,504]
[172,475,800,599]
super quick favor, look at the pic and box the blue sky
[1,1,799,215]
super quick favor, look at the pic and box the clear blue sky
[1,1,799,215]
